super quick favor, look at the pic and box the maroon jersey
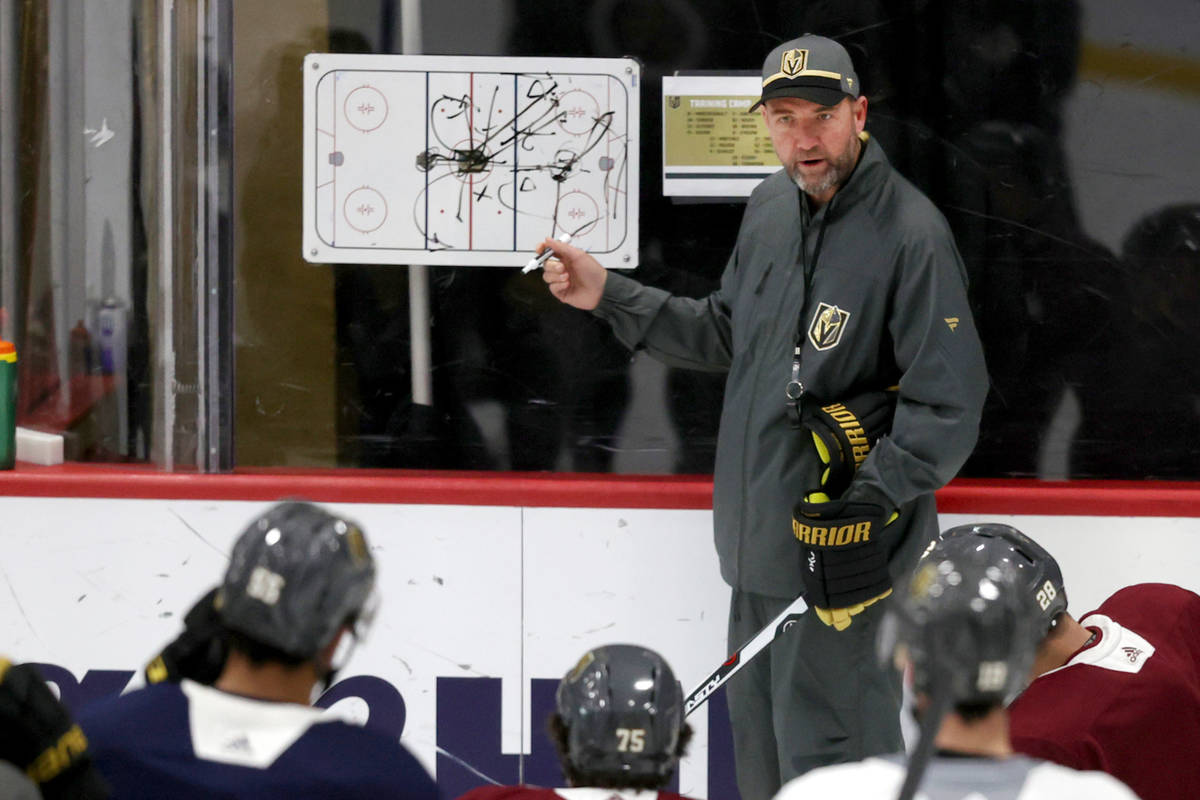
[456,786,699,800]
[1009,583,1200,800]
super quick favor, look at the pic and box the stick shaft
[683,593,809,717]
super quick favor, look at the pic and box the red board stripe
[1,465,1199,517]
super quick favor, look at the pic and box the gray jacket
[595,135,988,597]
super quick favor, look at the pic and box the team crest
[566,650,596,682]
[780,48,808,77]
[909,562,936,600]
[668,95,680,109]
[345,523,369,564]
[808,302,851,350]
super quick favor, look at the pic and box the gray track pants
[725,588,904,800]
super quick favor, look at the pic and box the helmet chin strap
[309,675,330,706]
[896,681,954,800]
[309,661,342,706]
[310,629,359,704]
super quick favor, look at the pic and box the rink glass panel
[2,0,1198,478]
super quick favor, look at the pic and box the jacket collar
[826,131,888,208]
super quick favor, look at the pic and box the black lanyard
[785,192,834,426]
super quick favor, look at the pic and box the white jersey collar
[182,679,353,769]
[557,789,665,800]
[1041,614,1155,678]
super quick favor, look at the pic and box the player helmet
[216,501,376,660]
[937,522,1067,635]
[880,531,1043,707]
[1122,203,1200,262]
[555,644,683,782]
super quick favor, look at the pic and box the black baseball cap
[750,34,860,112]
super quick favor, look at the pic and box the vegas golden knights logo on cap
[781,48,809,78]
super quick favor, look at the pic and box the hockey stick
[683,593,810,717]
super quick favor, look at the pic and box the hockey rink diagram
[303,54,640,268]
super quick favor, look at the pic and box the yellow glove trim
[26,724,89,784]
[812,431,831,465]
[145,655,169,685]
[814,588,894,631]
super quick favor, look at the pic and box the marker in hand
[523,232,573,274]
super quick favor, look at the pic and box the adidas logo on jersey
[1121,646,1144,664]
[223,734,253,754]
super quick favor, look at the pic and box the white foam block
[16,427,65,465]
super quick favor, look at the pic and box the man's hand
[539,236,607,310]
[793,485,899,631]
[802,389,897,497]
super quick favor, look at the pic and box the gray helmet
[937,522,1067,636]
[881,531,1042,707]
[216,501,376,660]
[556,644,683,781]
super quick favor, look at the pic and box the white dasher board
[302,53,640,268]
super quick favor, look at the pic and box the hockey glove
[802,389,897,498]
[144,586,228,686]
[0,659,109,799]
[793,485,899,631]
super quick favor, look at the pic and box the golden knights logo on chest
[808,302,851,350]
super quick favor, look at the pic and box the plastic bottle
[0,340,15,469]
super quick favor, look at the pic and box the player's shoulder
[1099,582,1200,614]
[1093,582,1200,639]
[282,723,438,796]
[1010,662,1110,741]
[1026,760,1140,798]
[293,717,425,768]
[77,681,186,731]
[82,679,184,709]
[773,756,900,798]
[455,785,560,800]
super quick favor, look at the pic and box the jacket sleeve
[591,251,738,373]
[856,221,988,506]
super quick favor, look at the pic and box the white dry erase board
[302,54,640,268]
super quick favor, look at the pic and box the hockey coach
[537,33,987,799]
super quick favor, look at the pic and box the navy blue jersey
[78,680,441,799]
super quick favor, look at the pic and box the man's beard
[790,137,859,196]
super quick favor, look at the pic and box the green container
[0,340,15,469]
